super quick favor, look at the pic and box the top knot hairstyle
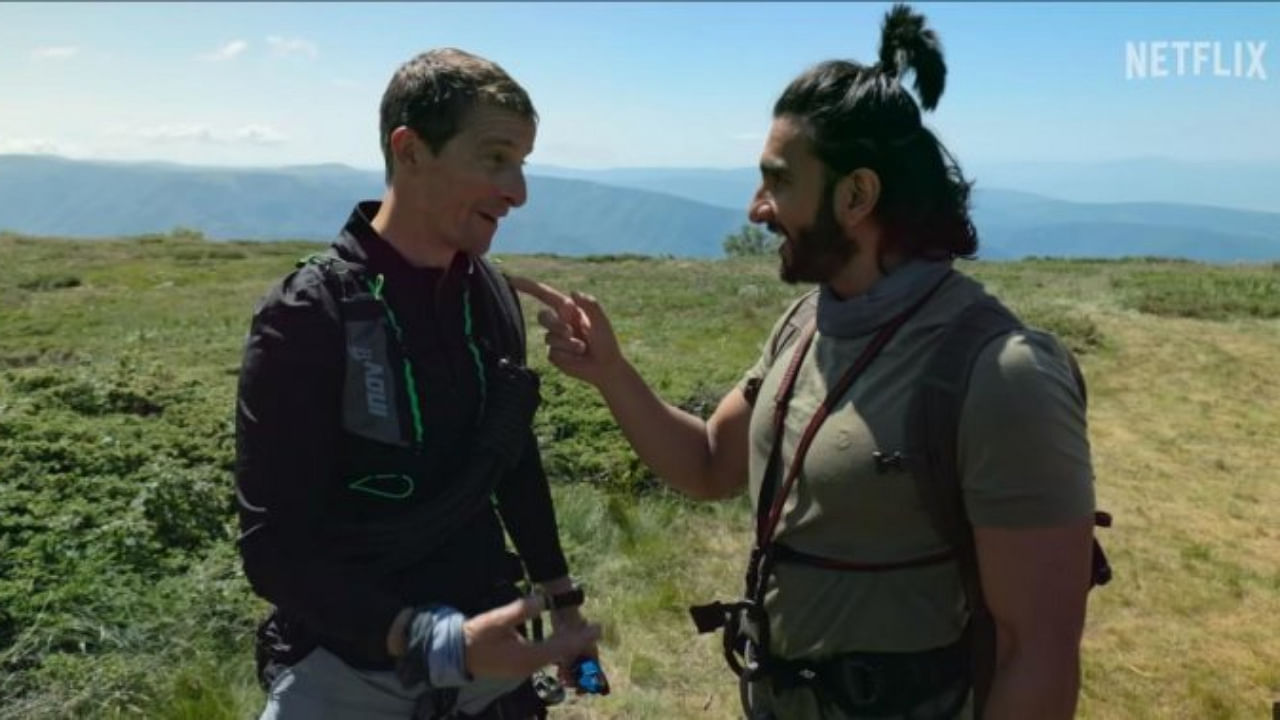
[878,3,946,110]
[775,3,978,263]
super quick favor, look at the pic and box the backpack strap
[743,291,818,407]
[770,290,819,361]
[471,257,527,365]
[905,295,1110,718]
[906,297,1024,550]
[904,296,1022,719]
[296,251,418,449]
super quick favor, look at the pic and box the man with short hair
[235,48,599,719]
[517,5,1102,719]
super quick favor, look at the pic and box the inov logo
[349,345,390,418]
[1126,41,1268,80]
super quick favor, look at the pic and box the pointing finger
[509,274,571,312]
[537,309,575,337]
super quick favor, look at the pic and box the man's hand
[508,275,625,389]
[549,605,604,690]
[507,272,752,501]
[463,595,602,679]
[534,575,604,690]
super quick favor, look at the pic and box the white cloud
[0,137,65,154]
[232,125,288,145]
[31,46,79,60]
[131,123,288,146]
[199,40,248,62]
[266,35,318,59]
[137,123,220,143]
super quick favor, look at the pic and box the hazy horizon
[3,2,1277,170]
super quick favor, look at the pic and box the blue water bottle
[574,657,610,695]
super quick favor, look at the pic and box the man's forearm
[494,432,570,583]
[982,636,1081,720]
[538,575,574,595]
[596,360,725,499]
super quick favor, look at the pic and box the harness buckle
[841,660,883,706]
[688,602,730,634]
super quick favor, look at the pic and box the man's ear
[388,126,419,174]
[834,168,881,232]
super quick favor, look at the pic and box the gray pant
[259,646,525,719]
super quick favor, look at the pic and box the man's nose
[502,169,528,209]
[748,190,773,225]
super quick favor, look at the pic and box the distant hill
[531,164,1280,261]
[532,157,1280,216]
[0,155,743,257]
[2,154,1279,261]
[529,164,760,212]
[972,188,1280,261]
[967,158,1280,215]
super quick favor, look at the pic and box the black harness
[691,276,1113,719]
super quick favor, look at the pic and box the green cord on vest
[462,285,488,410]
[348,473,416,500]
[366,274,426,448]
[296,252,328,269]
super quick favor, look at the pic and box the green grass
[1113,265,1280,320]
[2,234,1279,718]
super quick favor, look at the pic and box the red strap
[770,542,955,572]
[757,272,953,548]
[770,322,818,447]
[757,318,901,545]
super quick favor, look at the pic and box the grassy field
[1,231,1278,719]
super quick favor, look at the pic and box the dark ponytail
[774,3,978,264]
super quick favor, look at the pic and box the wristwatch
[544,584,585,611]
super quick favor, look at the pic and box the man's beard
[777,184,854,285]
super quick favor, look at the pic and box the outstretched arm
[510,276,751,501]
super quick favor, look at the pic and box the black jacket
[235,201,568,670]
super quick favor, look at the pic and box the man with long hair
[516,5,1100,718]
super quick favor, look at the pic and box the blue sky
[2,2,1277,170]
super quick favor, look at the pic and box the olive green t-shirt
[737,271,1095,717]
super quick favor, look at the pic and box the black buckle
[840,660,882,706]
[689,602,730,634]
[689,599,773,681]
[725,601,771,682]
[1091,538,1113,587]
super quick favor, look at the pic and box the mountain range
[2,154,1278,262]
